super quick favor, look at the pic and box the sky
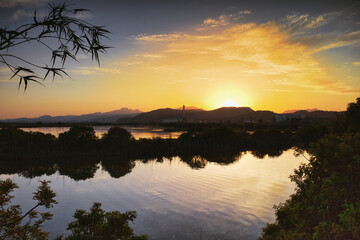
[0,0,359,118]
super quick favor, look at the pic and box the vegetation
[259,98,360,240]
[0,122,326,158]
[1,99,358,239]
[0,179,57,239]
[0,118,332,179]
[0,179,148,240]
[0,2,110,90]
[58,125,98,152]
[64,202,147,240]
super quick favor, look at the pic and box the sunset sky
[0,0,359,118]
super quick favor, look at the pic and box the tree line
[0,121,328,160]
[259,97,360,240]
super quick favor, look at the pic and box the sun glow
[222,100,238,107]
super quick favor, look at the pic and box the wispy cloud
[277,9,360,53]
[70,66,121,75]
[281,11,341,35]
[11,6,92,20]
[73,11,93,20]
[122,13,360,95]
[1,0,44,8]
[201,14,234,28]
[12,9,33,20]
[134,54,165,60]
[132,33,189,43]
[296,30,360,52]
[197,10,251,31]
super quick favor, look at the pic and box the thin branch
[1,54,44,69]
[0,2,110,90]
[0,55,16,74]
[2,203,40,228]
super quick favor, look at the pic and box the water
[20,126,185,139]
[0,149,305,240]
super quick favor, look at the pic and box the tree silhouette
[0,179,57,239]
[65,202,148,240]
[0,2,110,90]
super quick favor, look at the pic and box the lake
[20,126,185,139]
[0,149,305,240]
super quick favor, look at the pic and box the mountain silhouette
[283,108,319,114]
[175,106,203,110]
[117,107,276,123]
[0,107,342,124]
[0,108,142,123]
[291,110,340,119]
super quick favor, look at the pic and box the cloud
[279,10,360,52]
[122,18,360,95]
[197,11,251,31]
[201,14,234,28]
[270,89,295,93]
[352,62,360,66]
[73,11,93,20]
[1,0,44,8]
[301,30,360,52]
[337,30,360,42]
[10,5,92,20]
[135,54,165,60]
[70,66,121,75]
[239,10,251,15]
[132,32,189,43]
[281,11,341,35]
[12,9,33,20]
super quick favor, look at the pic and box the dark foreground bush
[259,98,360,240]
[0,179,148,240]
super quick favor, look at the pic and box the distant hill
[0,108,142,123]
[1,107,342,124]
[118,107,275,123]
[283,108,319,114]
[292,110,342,119]
[118,108,205,123]
[176,106,203,110]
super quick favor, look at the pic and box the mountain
[117,107,275,123]
[176,106,203,110]
[283,108,319,114]
[101,108,142,115]
[291,110,341,119]
[0,108,142,123]
[1,107,342,124]
[118,108,205,123]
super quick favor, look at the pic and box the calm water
[20,126,185,139]
[0,150,304,240]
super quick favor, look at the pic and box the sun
[222,100,239,107]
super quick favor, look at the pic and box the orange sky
[0,2,359,118]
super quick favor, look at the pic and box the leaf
[10,68,21,80]
[33,9,38,23]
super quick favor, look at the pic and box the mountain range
[0,108,142,123]
[0,107,342,124]
[117,107,276,123]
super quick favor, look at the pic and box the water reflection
[0,147,289,181]
[20,126,185,139]
[1,150,305,240]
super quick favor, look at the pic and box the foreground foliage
[0,180,57,239]
[0,179,147,240]
[64,202,147,240]
[259,98,360,240]
[0,2,109,90]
